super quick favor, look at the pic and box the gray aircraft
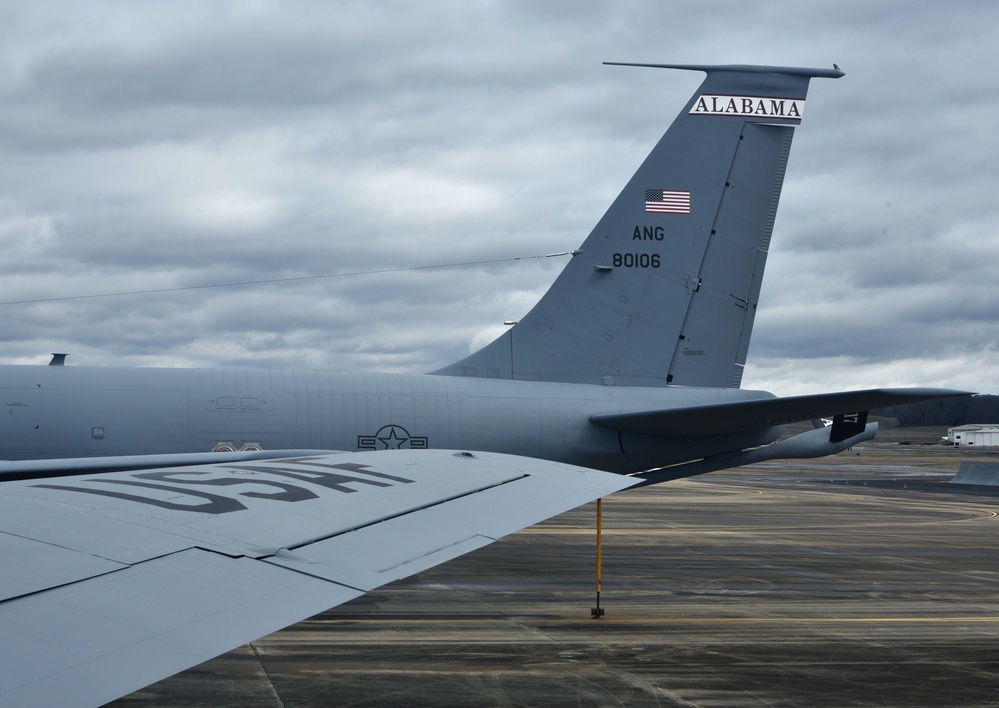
[0,63,969,705]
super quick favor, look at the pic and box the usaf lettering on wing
[32,458,416,515]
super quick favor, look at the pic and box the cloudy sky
[1,1,997,396]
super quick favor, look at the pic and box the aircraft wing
[590,387,973,437]
[0,450,635,707]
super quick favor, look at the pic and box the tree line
[873,394,999,427]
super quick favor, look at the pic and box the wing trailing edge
[0,448,340,480]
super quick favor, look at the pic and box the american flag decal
[645,189,690,214]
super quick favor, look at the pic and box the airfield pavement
[110,444,999,707]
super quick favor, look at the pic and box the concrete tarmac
[110,447,999,706]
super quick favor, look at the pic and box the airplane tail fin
[434,64,843,387]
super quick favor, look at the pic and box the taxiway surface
[110,447,999,706]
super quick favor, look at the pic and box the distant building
[948,424,999,447]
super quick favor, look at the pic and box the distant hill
[873,394,999,427]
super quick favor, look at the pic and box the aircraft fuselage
[0,365,779,473]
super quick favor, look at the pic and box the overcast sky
[1,1,997,396]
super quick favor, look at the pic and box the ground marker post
[591,497,605,618]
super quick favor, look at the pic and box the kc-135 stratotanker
[0,64,969,706]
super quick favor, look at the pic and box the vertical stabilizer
[434,64,843,387]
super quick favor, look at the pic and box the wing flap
[0,533,126,601]
[590,387,973,437]
[0,450,634,706]
[265,457,625,588]
[2,548,358,708]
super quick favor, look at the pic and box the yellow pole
[592,497,605,617]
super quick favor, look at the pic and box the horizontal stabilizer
[951,462,999,486]
[602,62,846,79]
[636,422,879,485]
[590,387,973,437]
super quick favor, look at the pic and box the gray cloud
[1,1,998,396]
